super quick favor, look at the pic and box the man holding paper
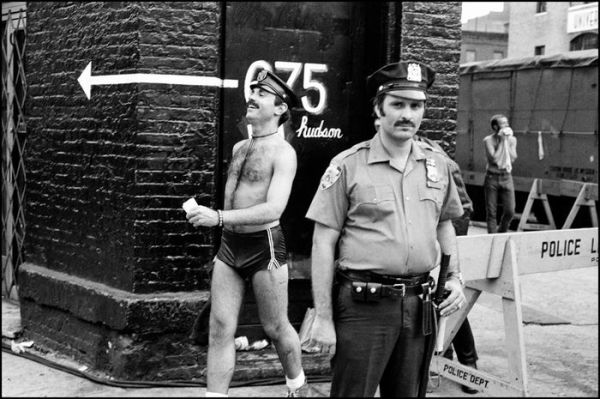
[185,70,307,397]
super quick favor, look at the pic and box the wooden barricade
[517,178,556,231]
[517,179,598,231]
[431,227,599,396]
[562,183,598,229]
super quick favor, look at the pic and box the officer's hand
[438,278,466,317]
[304,314,336,358]
[186,205,219,228]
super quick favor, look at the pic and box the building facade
[508,1,598,57]
[460,4,509,63]
[3,1,464,381]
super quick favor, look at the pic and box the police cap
[367,61,436,101]
[250,70,300,109]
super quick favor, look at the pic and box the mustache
[247,100,259,108]
[394,120,415,127]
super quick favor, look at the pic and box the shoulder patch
[319,164,342,190]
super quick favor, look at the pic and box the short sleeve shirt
[306,133,463,275]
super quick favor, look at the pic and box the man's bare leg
[207,259,245,394]
[252,265,303,380]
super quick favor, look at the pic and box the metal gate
[2,4,27,302]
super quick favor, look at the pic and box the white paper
[182,198,198,213]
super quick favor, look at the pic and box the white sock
[205,392,228,397]
[286,369,306,391]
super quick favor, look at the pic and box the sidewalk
[3,225,598,397]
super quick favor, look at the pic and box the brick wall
[133,1,221,293]
[25,2,141,291]
[25,1,221,293]
[399,1,462,157]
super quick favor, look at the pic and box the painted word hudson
[296,115,343,139]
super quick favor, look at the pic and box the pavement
[2,223,598,397]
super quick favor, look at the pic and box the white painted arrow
[77,62,239,99]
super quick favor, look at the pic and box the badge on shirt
[425,158,439,182]
[319,164,342,190]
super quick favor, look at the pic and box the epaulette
[415,138,443,154]
[330,140,371,164]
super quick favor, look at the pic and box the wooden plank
[501,240,529,394]
[457,227,598,279]
[432,356,525,396]
[439,288,481,352]
[562,184,598,229]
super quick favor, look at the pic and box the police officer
[305,61,467,397]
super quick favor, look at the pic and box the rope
[2,341,331,388]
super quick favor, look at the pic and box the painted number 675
[244,61,329,115]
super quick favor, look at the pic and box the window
[570,33,598,51]
[493,51,504,60]
[534,45,545,55]
[466,50,476,63]
[536,2,547,13]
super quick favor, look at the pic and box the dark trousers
[445,212,479,365]
[443,317,478,364]
[484,171,515,233]
[330,283,435,397]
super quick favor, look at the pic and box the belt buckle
[392,283,406,297]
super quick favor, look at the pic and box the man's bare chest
[228,141,274,184]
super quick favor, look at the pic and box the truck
[455,49,598,228]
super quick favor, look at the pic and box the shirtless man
[483,114,517,233]
[186,70,307,397]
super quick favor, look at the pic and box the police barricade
[431,227,599,396]
[517,179,598,231]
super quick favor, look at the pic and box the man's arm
[188,145,297,227]
[306,222,340,355]
[436,219,466,316]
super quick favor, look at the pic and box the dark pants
[330,283,435,397]
[445,212,478,365]
[484,171,515,233]
[443,317,478,364]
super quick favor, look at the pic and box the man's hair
[490,114,507,131]
[274,96,291,126]
[372,94,386,117]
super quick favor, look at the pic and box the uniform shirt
[416,136,473,214]
[306,132,463,275]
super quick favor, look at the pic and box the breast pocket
[418,182,445,215]
[354,185,395,222]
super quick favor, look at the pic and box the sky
[461,2,505,23]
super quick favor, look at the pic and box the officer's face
[376,93,425,141]
[246,87,281,122]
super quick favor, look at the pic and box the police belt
[337,269,433,298]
